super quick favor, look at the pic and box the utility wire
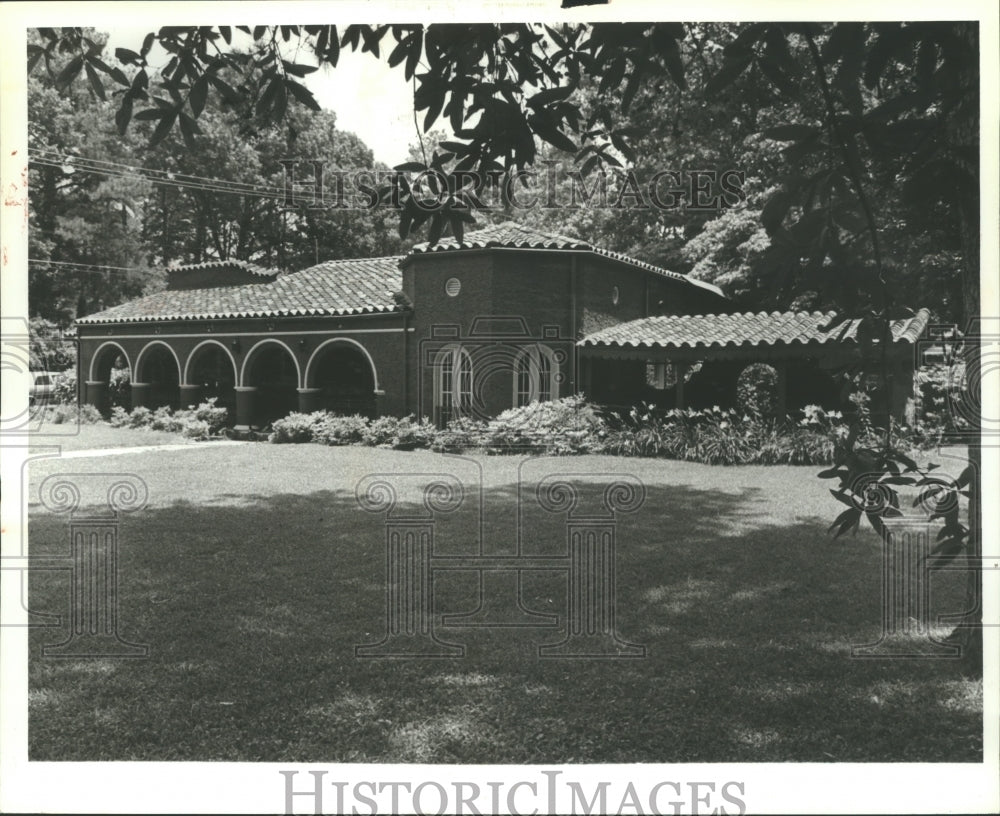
[28,147,330,202]
[28,258,152,274]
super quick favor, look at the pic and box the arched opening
[186,342,237,423]
[245,343,299,427]
[90,343,132,412]
[513,344,560,408]
[307,341,377,417]
[434,344,473,427]
[136,343,180,410]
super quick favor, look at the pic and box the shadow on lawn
[27,477,981,763]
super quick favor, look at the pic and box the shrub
[431,416,487,453]
[149,405,180,432]
[51,370,78,405]
[105,400,228,439]
[43,403,104,425]
[362,415,404,447]
[736,363,780,419]
[269,412,326,443]
[483,395,609,455]
[391,416,436,450]
[914,361,968,437]
[604,402,841,465]
[313,414,369,446]
[180,419,212,440]
[185,398,228,436]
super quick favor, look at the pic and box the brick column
[130,382,151,409]
[84,380,109,416]
[297,387,322,414]
[373,389,386,418]
[234,386,258,430]
[178,384,202,409]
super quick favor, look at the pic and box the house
[75,222,929,428]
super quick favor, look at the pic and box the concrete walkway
[53,440,250,459]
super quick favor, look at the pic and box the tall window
[513,345,559,408]
[435,345,472,426]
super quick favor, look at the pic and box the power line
[29,147,294,193]
[28,148,325,203]
[28,258,151,274]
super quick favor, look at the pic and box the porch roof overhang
[578,309,930,364]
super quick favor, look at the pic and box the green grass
[26,444,981,762]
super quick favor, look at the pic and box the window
[435,345,472,426]
[611,285,620,305]
[445,277,461,297]
[513,345,559,407]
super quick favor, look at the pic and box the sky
[105,27,434,166]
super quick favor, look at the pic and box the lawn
[26,442,982,762]
[28,418,202,452]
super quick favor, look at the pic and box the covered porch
[578,310,931,422]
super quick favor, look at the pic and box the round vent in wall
[611,285,620,305]
[445,277,461,297]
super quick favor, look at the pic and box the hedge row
[108,399,228,439]
[268,396,880,465]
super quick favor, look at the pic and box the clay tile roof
[408,221,724,297]
[578,309,932,350]
[170,259,276,278]
[76,257,405,325]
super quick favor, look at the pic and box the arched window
[513,345,559,408]
[435,345,472,426]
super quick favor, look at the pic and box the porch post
[130,382,151,409]
[297,387,322,414]
[178,384,202,409]
[234,386,258,430]
[581,355,593,398]
[776,360,788,418]
[84,380,109,416]
[674,363,687,410]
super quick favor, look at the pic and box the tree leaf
[134,108,167,121]
[529,84,576,108]
[660,34,686,90]
[189,75,209,117]
[177,112,199,149]
[55,55,85,90]
[757,54,800,97]
[256,76,282,118]
[282,60,318,78]
[761,189,793,232]
[398,204,414,239]
[427,213,444,246]
[209,75,242,105]
[705,54,752,96]
[450,212,465,244]
[112,96,133,136]
[404,31,422,81]
[285,79,321,111]
[149,111,177,147]
[115,47,141,65]
[84,61,106,100]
